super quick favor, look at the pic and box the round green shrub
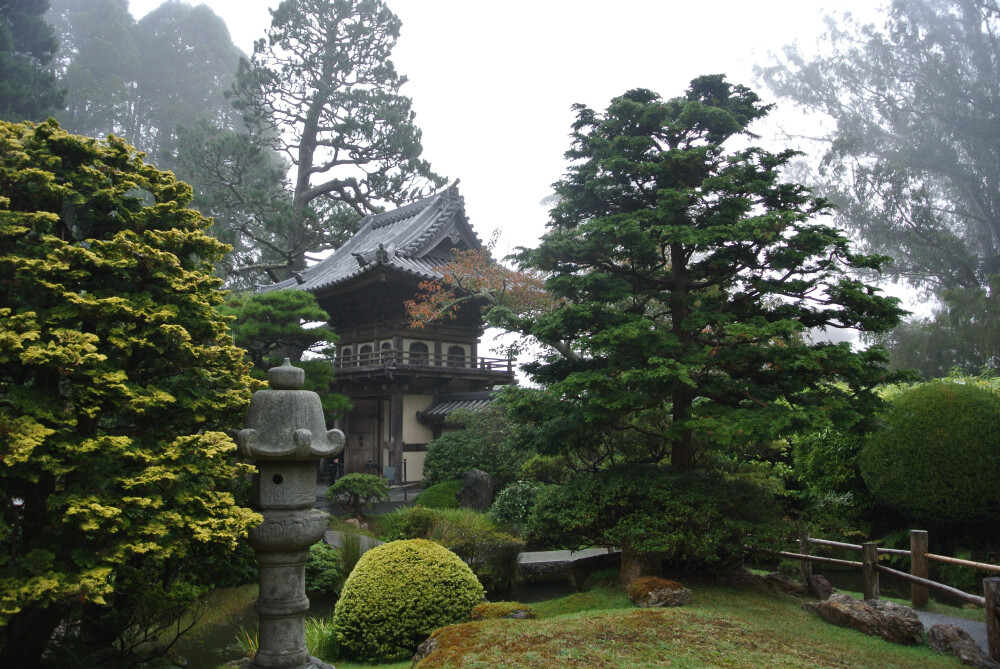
[305,541,344,596]
[413,479,462,509]
[489,480,549,526]
[859,381,1000,526]
[331,539,484,661]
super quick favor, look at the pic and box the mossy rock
[332,538,484,661]
[471,601,536,620]
[627,577,693,608]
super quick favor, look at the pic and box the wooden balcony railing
[333,349,513,374]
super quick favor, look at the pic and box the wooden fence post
[862,542,879,601]
[800,529,813,584]
[986,577,999,663]
[911,530,929,608]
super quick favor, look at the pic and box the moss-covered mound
[332,538,484,661]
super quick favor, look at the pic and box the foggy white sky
[126,1,914,351]
[128,0,886,255]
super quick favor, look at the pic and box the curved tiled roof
[263,185,480,295]
[416,391,496,424]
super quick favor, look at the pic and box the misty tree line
[3,0,444,291]
[1,0,998,376]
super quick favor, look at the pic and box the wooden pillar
[799,529,813,584]
[985,577,1000,663]
[911,530,929,608]
[393,335,403,365]
[389,391,404,485]
[862,542,879,601]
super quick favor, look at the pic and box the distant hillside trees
[0,0,64,121]
[759,0,1000,376]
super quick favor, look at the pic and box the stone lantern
[232,359,344,669]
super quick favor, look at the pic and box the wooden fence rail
[769,529,999,662]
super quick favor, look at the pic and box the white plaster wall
[403,394,434,443]
[402,450,427,482]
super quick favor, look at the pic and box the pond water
[169,575,577,668]
[170,591,337,669]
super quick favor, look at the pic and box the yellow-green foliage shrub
[331,539,484,661]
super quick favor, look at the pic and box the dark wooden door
[345,399,380,475]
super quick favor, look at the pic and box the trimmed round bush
[859,381,1000,526]
[413,479,462,509]
[331,539,484,661]
[489,480,548,526]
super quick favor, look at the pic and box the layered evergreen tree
[0,120,259,667]
[0,0,64,120]
[510,76,907,473]
[229,0,446,277]
[498,77,910,578]
[221,290,351,419]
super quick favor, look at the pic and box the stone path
[518,548,619,575]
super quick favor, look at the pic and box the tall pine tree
[509,77,909,472]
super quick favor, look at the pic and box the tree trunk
[671,386,695,471]
[619,545,663,586]
[0,604,67,669]
[669,241,695,472]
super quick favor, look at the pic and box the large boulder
[807,574,834,600]
[927,623,998,668]
[764,571,810,597]
[456,469,496,512]
[627,577,693,608]
[802,594,924,645]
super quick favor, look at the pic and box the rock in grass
[764,572,810,597]
[627,577,693,608]
[802,594,923,645]
[807,574,834,600]
[471,601,536,620]
[410,636,438,668]
[927,623,998,668]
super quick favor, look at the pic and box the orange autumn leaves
[405,246,553,328]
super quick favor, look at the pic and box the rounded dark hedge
[859,381,1000,526]
[413,479,462,509]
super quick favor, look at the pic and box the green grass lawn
[399,574,966,669]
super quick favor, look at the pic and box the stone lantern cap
[233,359,345,460]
